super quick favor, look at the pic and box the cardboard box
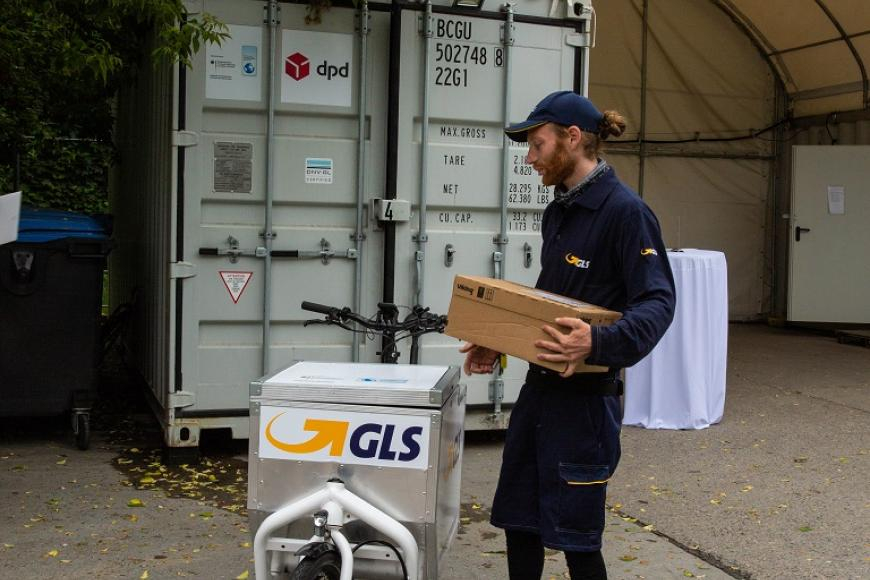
[445,275,622,373]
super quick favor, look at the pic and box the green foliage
[0,0,228,212]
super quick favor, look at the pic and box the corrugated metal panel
[395,11,581,406]
[111,40,175,412]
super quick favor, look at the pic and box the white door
[788,145,870,323]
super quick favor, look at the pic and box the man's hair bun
[598,110,626,140]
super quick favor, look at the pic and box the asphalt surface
[1,323,867,579]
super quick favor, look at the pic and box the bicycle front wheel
[290,551,342,580]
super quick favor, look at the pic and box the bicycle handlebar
[301,301,338,316]
[301,301,447,334]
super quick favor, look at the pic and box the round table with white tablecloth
[624,249,728,429]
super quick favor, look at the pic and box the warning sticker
[220,271,253,304]
[305,158,333,184]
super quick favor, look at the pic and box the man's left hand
[535,317,592,378]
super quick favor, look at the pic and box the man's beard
[537,138,575,187]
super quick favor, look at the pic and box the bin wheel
[289,551,342,580]
[75,413,90,451]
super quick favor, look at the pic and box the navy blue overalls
[490,166,676,552]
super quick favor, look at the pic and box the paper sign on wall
[281,30,353,107]
[827,185,845,215]
[220,271,253,303]
[206,24,262,101]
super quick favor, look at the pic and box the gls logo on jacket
[565,252,590,269]
[259,406,430,470]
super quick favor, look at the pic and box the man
[461,90,676,579]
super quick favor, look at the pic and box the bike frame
[254,480,418,580]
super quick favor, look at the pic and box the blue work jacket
[536,167,676,369]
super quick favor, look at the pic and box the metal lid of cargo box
[252,362,460,408]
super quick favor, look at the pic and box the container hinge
[566,32,592,48]
[492,234,509,245]
[169,390,196,409]
[355,2,370,36]
[264,0,281,26]
[419,10,434,37]
[500,23,515,46]
[170,261,198,279]
[488,378,504,402]
[172,130,199,148]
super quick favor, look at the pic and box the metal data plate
[253,362,460,408]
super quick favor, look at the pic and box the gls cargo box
[248,362,464,579]
[111,0,594,448]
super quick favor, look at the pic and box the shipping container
[111,0,593,448]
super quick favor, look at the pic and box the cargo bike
[249,302,465,579]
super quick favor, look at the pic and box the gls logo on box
[260,406,430,470]
[285,52,349,82]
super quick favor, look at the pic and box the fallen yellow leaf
[127,499,144,508]
[235,572,249,580]
[47,549,59,557]
[140,571,149,579]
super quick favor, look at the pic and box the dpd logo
[285,52,310,80]
[285,51,349,82]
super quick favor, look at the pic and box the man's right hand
[459,342,500,376]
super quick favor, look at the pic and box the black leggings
[505,529,607,580]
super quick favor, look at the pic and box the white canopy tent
[586,0,870,320]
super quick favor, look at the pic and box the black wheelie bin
[0,208,112,449]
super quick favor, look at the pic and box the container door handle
[795,226,811,242]
[523,243,533,268]
[444,244,455,267]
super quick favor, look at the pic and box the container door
[788,145,870,323]
[180,0,389,413]
[395,10,581,412]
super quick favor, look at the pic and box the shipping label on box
[445,275,622,373]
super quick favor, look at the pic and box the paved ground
[1,323,867,579]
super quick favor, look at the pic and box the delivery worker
[460,90,676,579]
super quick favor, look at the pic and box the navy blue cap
[505,90,604,142]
